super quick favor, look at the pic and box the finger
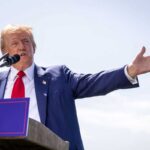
[138,46,146,57]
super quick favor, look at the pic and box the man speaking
[0,25,150,150]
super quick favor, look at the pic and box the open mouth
[19,52,26,57]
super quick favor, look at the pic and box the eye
[23,39,30,43]
[11,42,18,46]
[25,40,29,43]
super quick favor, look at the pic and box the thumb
[138,46,146,57]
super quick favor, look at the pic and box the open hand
[127,46,150,78]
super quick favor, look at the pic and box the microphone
[0,53,9,61]
[0,54,20,67]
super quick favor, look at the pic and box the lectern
[0,118,69,150]
[0,98,69,150]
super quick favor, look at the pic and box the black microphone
[0,54,20,67]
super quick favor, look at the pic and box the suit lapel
[34,66,50,124]
[0,70,9,99]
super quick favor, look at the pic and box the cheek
[31,48,35,56]
[6,48,17,55]
[29,44,35,54]
[26,46,35,55]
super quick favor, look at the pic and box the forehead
[5,32,30,41]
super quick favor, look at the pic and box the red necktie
[11,71,25,98]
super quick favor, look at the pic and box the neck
[12,62,33,71]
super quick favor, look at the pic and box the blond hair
[0,24,36,54]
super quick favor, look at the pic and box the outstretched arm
[127,46,150,78]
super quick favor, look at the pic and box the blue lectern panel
[0,98,29,137]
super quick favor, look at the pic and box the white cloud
[76,92,150,149]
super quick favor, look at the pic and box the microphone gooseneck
[0,53,9,61]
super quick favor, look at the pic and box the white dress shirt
[4,63,41,122]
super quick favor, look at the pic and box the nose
[18,41,25,50]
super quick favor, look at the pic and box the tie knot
[17,71,25,78]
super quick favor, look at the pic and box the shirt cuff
[124,66,138,84]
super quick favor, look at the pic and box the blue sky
[1,0,150,149]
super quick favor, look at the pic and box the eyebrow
[10,38,18,42]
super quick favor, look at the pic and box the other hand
[127,46,150,78]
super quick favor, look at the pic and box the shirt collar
[9,63,35,81]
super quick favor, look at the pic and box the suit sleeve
[62,65,139,99]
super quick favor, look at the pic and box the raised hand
[127,46,150,78]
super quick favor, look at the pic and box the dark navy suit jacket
[0,65,139,150]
